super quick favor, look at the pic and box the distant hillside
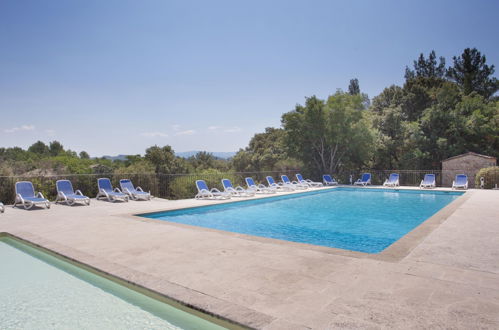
[100,151,236,161]
[176,151,236,159]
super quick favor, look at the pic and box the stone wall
[442,155,497,188]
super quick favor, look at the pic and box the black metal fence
[0,170,300,205]
[1,168,497,205]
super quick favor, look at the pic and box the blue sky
[1,0,498,156]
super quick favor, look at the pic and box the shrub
[475,166,499,189]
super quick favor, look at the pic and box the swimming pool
[141,188,463,253]
[0,235,227,330]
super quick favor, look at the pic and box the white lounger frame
[122,187,151,201]
[55,190,91,206]
[383,175,400,187]
[96,188,129,202]
[420,175,436,189]
[13,192,50,210]
[452,175,468,190]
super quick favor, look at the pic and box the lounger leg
[24,201,33,210]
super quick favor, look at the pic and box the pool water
[0,236,226,330]
[142,188,463,253]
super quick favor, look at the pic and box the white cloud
[224,126,242,133]
[171,124,181,131]
[45,129,56,137]
[140,131,168,138]
[208,126,220,130]
[4,124,35,133]
[175,129,196,136]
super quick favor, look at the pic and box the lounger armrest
[210,188,222,193]
[36,192,46,200]
[135,186,145,192]
[113,188,123,193]
[75,190,84,196]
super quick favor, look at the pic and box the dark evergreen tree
[405,50,446,80]
[446,48,499,99]
[348,78,360,95]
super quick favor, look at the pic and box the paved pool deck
[1,186,498,329]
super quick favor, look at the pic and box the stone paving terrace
[1,187,498,329]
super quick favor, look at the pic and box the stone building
[442,152,497,188]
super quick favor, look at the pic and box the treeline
[1,48,497,179]
[233,48,499,177]
[0,143,233,177]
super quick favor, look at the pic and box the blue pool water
[141,188,463,253]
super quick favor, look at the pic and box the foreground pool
[141,188,463,253]
[0,236,226,330]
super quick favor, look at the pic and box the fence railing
[0,170,301,205]
[1,168,497,205]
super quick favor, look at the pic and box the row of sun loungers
[195,172,469,200]
[195,174,323,200]
[355,172,468,189]
[0,173,471,211]
[5,178,151,210]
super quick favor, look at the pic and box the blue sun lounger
[354,173,371,186]
[452,174,468,190]
[222,179,255,197]
[55,180,90,206]
[13,181,50,209]
[383,173,400,187]
[96,178,129,202]
[322,174,338,186]
[120,179,151,200]
[195,180,231,200]
[0,202,4,213]
[245,177,276,194]
[281,175,308,189]
[420,174,436,189]
[296,173,323,187]
[266,176,294,191]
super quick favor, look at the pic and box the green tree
[446,48,499,99]
[28,141,49,155]
[49,141,64,156]
[188,151,216,171]
[348,78,360,95]
[144,145,177,174]
[405,50,446,80]
[232,127,292,172]
[79,151,90,159]
[282,92,375,177]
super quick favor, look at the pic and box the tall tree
[405,50,446,80]
[49,141,64,156]
[282,92,375,177]
[446,48,499,99]
[144,145,177,174]
[28,141,49,155]
[79,151,90,159]
[348,78,360,95]
[232,127,290,172]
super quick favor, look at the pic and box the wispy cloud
[140,131,168,138]
[4,124,35,133]
[171,124,181,131]
[208,126,221,130]
[224,126,242,133]
[175,129,196,136]
[45,129,56,137]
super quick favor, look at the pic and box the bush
[475,166,499,189]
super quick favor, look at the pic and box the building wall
[442,155,497,188]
